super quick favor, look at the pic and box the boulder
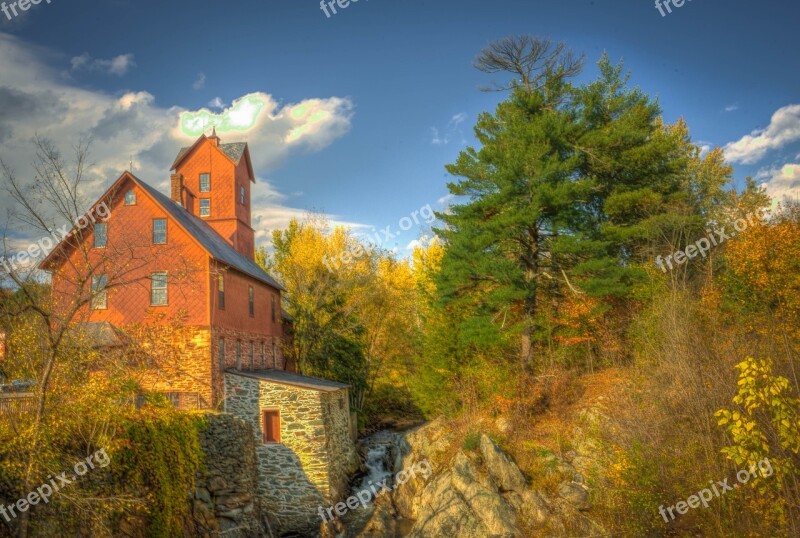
[506,489,552,529]
[479,434,527,493]
[450,451,518,536]
[360,502,398,537]
[558,481,590,511]
[405,452,517,538]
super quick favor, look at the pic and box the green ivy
[113,404,207,537]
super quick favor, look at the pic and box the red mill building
[41,131,289,408]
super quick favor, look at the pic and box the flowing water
[339,430,410,537]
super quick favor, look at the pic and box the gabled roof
[226,369,350,392]
[40,172,284,292]
[133,175,284,291]
[171,135,255,182]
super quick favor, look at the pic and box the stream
[338,430,413,537]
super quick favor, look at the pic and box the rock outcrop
[390,422,607,538]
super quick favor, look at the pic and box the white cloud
[449,112,467,127]
[193,73,206,90]
[406,234,441,251]
[756,163,800,203]
[437,193,456,205]
[70,52,136,76]
[430,112,468,145]
[724,104,800,164]
[208,97,225,110]
[724,104,739,112]
[0,32,356,248]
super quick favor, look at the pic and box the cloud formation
[0,32,355,247]
[431,112,468,145]
[70,52,136,76]
[724,104,800,164]
[756,164,800,203]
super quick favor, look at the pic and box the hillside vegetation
[263,38,800,537]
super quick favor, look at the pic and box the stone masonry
[193,413,264,537]
[224,371,359,535]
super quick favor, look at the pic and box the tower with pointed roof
[170,132,256,259]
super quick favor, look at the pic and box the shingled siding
[223,373,355,534]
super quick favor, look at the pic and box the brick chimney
[170,173,184,205]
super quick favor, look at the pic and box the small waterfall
[339,430,407,537]
[358,443,394,493]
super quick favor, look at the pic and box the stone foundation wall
[132,325,213,408]
[224,373,353,534]
[321,390,360,501]
[193,413,264,537]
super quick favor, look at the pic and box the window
[240,185,245,205]
[199,173,211,193]
[271,295,276,322]
[272,341,277,369]
[125,190,136,205]
[219,338,225,370]
[94,223,107,248]
[164,392,200,411]
[218,274,225,309]
[261,342,266,369]
[250,341,255,370]
[339,394,345,411]
[91,275,107,310]
[199,199,210,217]
[150,272,168,306]
[248,286,254,317]
[262,409,281,443]
[153,219,167,244]
[236,340,242,370]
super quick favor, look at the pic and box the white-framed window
[200,173,211,192]
[240,185,245,205]
[125,190,136,205]
[91,274,107,310]
[153,219,167,245]
[150,272,168,306]
[94,223,107,248]
[200,199,210,217]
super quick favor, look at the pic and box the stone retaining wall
[193,413,264,537]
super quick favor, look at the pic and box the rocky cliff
[359,418,607,537]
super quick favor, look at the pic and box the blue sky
[1,0,799,253]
